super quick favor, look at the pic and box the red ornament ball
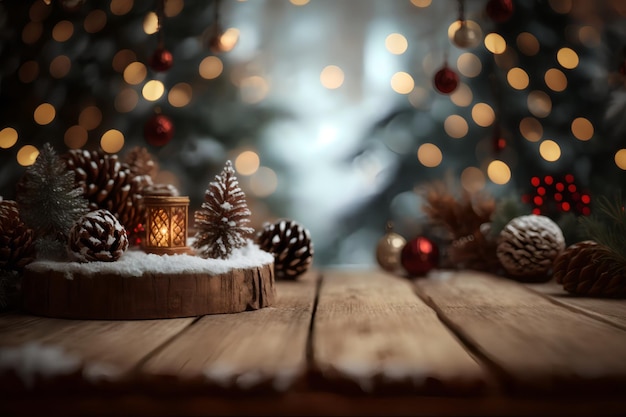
[144,114,174,147]
[486,0,514,23]
[433,65,459,94]
[148,47,174,72]
[400,236,439,277]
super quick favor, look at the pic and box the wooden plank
[311,270,487,394]
[526,281,626,330]
[415,270,626,394]
[140,271,319,391]
[0,312,194,388]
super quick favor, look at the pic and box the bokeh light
[471,103,495,127]
[168,83,193,107]
[571,117,593,141]
[390,72,414,94]
[18,61,39,84]
[520,117,543,142]
[110,0,134,15]
[544,68,567,91]
[84,9,107,33]
[0,127,18,149]
[115,87,139,113]
[321,65,345,89]
[444,115,469,139]
[507,67,529,90]
[124,62,147,85]
[460,166,486,193]
[143,11,159,35]
[64,125,88,149]
[235,151,261,175]
[142,80,165,101]
[113,49,137,73]
[557,47,579,69]
[527,90,552,118]
[52,20,73,42]
[49,55,71,78]
[450,83,473,107]
[33,103,56,125]
[539,139,561,161]
[290,0,310,5]
[240,76,270,103]
[385,33,408,55]
[22,22,43,44]
[615,149,626,170]
[199,56,223,79]
[487,160,511,184]
[100,129,125,153]
[17,145,39,167]
[417,143,443,167]
[410,0,432,7]
[249,166,278,197]
[164,0,184,17]
[517,32,540,56]
[484,33,506,54]
[79,106,103,131]
[457,53,482,78]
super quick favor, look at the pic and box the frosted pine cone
[496,214,565,281]
[257,219,313,280]
[68,209,129,262]
[0,199,35,270]
[63,149,151,233]
[553,240,626,298]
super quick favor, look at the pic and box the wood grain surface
[311,269,487,394]
[21,263,275,319]
[415,270,626,394]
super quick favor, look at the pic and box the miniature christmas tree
[16,143,88,259]
[193,160,254,259]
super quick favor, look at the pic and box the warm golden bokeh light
[557,47,579,69]
[17,145,39,167]
[64,125,88,149]
[22,21,43,44]
[0,127,18,149]
[112,49,137,73]
[417,143,443,167]
[578,25,601,47]
[235,151,261,175]
[527,90,552,118]
[450,83,473,107]
[385,33,408,55]
[19,61,39,84]
[100,129,125,153]
[539,139,561,162]
[520,117,543,142]
[507,67,529,90]
[168,83,193,107]
[444,115,469,139]
[199,56,223,79]
[615,149,626,170]
[123,62,147,85]
[544,68,567,91]
[142,80,165,101]
[143,11,159,35]
[84,9,107,33]
[571,117,594,141]
[461,166,486,193]
[390,72,414,94]
[34,103,56,125]
[240,76,270,103]
[320,65,345,89]
[471,103,495,127]
[79,106,103,131]
[52,20,73,42]
[484,33,506,54]
[517,32,540,56]
[249,167,278,197]
[164,0,184,17]
[410,0,432,7]
[110,0,134,16]
[549,0,572,14]
[487,160,511,185]
[457,53,482,78]
[114,87,139,113]
[290,0,310,5]
[447,20,482,41]
[49,55,71,78]
[219,28,240,52]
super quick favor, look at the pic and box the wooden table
[1,269,625,416]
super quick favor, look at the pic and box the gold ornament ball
[376,228,407,272]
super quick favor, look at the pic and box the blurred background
[1,0,626,266]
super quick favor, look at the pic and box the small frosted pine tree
[16,143,89,259]
[193,160,254,259]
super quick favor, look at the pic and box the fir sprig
[579,194,626,263]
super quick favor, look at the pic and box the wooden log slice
[21,250,275,320]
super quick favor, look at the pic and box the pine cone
[68,209,129,262]
[0,199,35,270]
[496,214,565,281]
[553,240,626,298]
[64,149,151,232]
[123,146,159,180]
[257,219,313,280]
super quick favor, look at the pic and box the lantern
[143,195,190,255]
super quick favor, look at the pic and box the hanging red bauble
[148,47,174,72]
[433,65,459,94]
[485,0,514,23]
[144,113,174,147]
[400,236,439,277]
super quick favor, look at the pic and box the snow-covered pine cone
[68,209,129,262]
[553,240,626,298]
[0,199,35,271]
[64,149,151,233]
[496,214,565,281]
[257,219,313,280]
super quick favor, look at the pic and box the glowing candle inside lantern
[143,195,191,255]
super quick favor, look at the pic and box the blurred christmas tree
[1,0,626,266]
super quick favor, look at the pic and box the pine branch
[193,160,254,259]
[579,194,626,263]
[16,143,89,259]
